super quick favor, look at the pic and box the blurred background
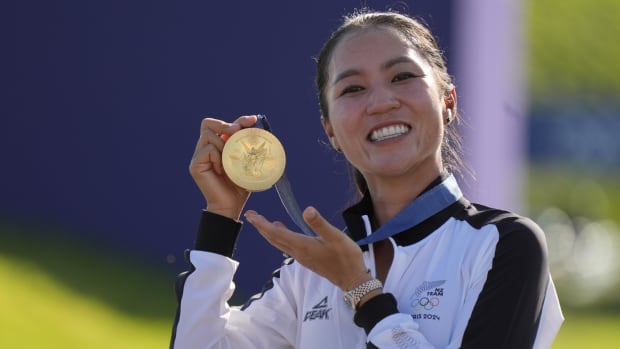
[1,0,618,348]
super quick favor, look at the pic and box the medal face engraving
[222,128,286,192]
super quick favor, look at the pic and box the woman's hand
[244,206,369,290]
[189,115,258,220]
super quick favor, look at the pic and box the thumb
[303,206,339,240]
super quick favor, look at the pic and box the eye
[339,85,364,96]
[392,72,419,82]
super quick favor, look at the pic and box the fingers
[190,142,224,175]
[200,115,255,134]
[196,115,257,148]
[195,118,232,151]
[232,114,258,130]
[191,115,258,176]
[303,206,341,242]
[245,209,366,289]
[244,210,307,256]
[246,207,343,254]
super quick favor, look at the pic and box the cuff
[353,293,399,334]
[194,210,242,257]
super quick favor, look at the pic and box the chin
[370,157,440,178]
[368,163,417,177]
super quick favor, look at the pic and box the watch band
[344,278,383,310]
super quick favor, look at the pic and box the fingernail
[305,206,317,219]
[244,211,256,223]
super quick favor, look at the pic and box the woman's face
[323,26,449,186]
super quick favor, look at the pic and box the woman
[170,10,563,349]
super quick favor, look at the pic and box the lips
[369,124,411,142]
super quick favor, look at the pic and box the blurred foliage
[527,165,620,221]
[528,0,620,102]
[0,222,177,318]
[0,222,176,348]
[551,310,620,348]
[0,255,171,349]
[527,0,620,316]
[527,166,620,310]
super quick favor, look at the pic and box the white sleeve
[366,313,436,348]
[353,293,439,349]
[171,250,296,349]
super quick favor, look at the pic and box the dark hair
[315,9,463,195]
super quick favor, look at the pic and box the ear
[322,118,341,151]
[443,86,457,124]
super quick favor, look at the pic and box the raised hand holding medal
[221,115,315,236]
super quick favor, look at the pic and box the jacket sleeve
[354,293,436,349]
[169,211,297,349]
[457,216,560,349]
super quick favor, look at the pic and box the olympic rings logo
[411,297,440,311]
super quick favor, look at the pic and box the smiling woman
[319,25,454,212]
[170,9,563,349]
[315,14,463,199]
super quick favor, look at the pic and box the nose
[366,85,400,115]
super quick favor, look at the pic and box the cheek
[423,118,445,154]
[327,100,360,133]
[328,115,362,156]
[330,121,354,150]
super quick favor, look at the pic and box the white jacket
[170,188,563,348]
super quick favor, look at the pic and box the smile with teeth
[369,124,411,142]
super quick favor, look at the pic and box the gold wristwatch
[343,278,383,310]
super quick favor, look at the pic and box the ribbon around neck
[355,174,462,246]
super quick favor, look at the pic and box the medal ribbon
[355,174,462,246]
[255,115,316,236]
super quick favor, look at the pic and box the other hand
[244,206,368,290]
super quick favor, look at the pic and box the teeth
[370,124,410,142]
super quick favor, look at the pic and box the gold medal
[222,128,286,192]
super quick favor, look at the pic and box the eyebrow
[332,56,417,86]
